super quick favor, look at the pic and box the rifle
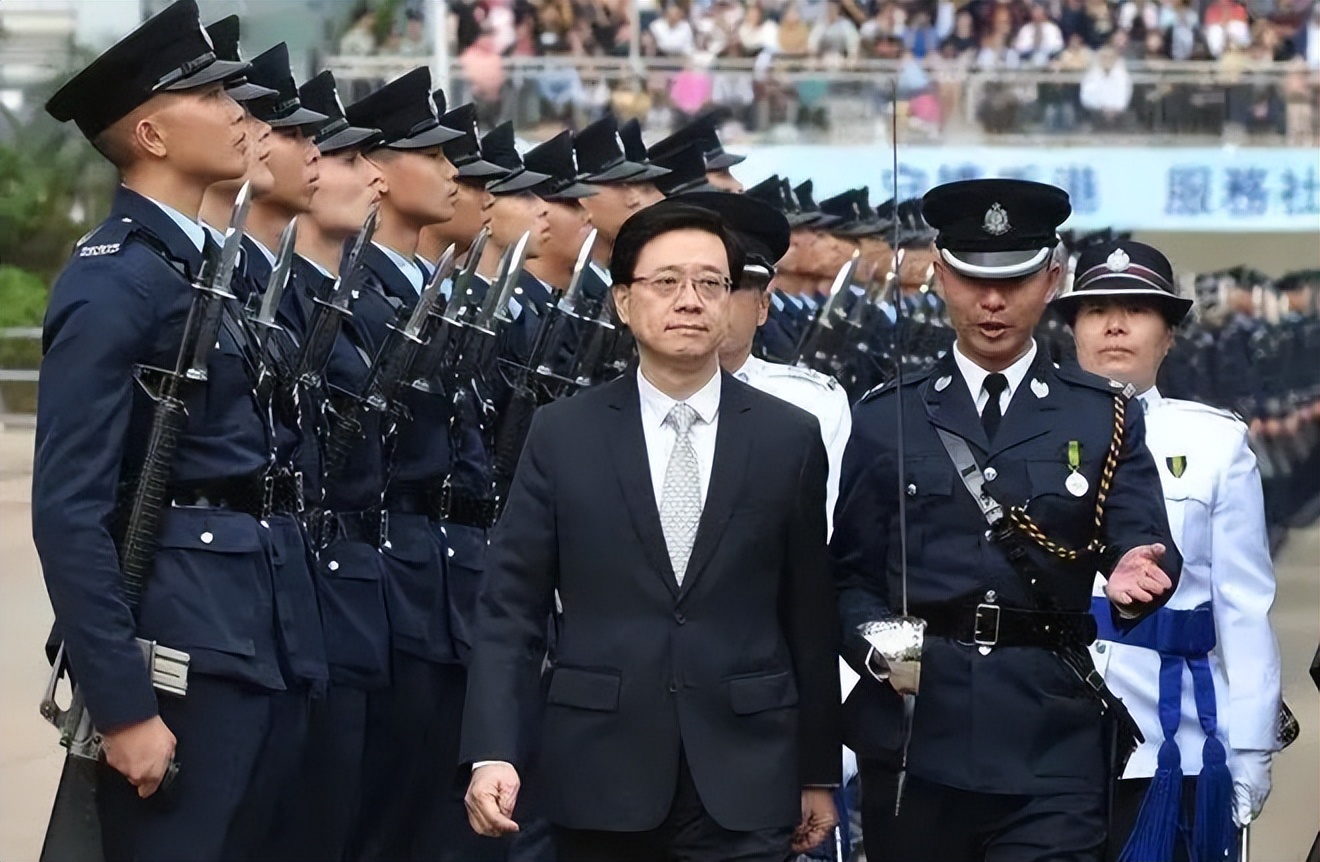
[39,183,253,862]
[792,250,860,373]
[408,227,491,391]
[248,217,298,395]
[292,206,378,389]
[321,244,456,479]
[448,231,530,396]
[492,229,596,502]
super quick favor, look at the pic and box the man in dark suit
[832,179,1182,862]
[462,200,842,861]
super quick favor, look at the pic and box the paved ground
[0,427,1316,861]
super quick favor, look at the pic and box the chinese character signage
[738,146,1320,231]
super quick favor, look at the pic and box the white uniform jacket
[1090,388,1282,779]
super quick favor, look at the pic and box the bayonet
[443,226,491,323]
[251,217,297,359]
[292,205,378,388]
[182,181,248,381]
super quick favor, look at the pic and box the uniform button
[200,531,214,544]
[328,561,339,572]
[448,547,455,558]
[984,530,993,540]
[260,519,270,528]
[984,467,998,481]
[906,483,917,497]
[668,680,678,693]
[1095,643,1107,654]
[674,611,686,625]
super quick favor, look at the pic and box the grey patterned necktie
[660,402,702,586]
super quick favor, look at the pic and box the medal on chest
[1065,439,1089,497]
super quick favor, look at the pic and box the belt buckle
[973,603,1001,648]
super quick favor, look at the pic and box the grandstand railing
[322,55,1318,145]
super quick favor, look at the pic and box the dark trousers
[97,676,279,862]
[1105,776,1204,862]
[263,683,370,862]
[554,750,795,862]
[352,652,477,861]
[860,760,1105,862]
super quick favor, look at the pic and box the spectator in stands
[1080,44,1133,128]
[340,7,379,55]
[778,3,813,55]
[1084,0,1118,46]
[1167,0,1201,59]
[1204,0,1252,55]
[931,37,975,126]
[1292,1,1320,68]
[1058,0,1095,47]
[1139,27,1169,58]
[975,32,1023,131]
[942,9,979,55]
[392,8,430,55]
[1044,32,1092,129]
[809,0,862,59]
[860,2,907,54]
[738,3,781,55]
[1014,3,1065,65]
[1282,56,1316,142]
[650,3,697,56]
[461,26,507,126]
[904,9,942,57]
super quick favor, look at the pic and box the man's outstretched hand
[466,762,522,837]
[1106,543,1173,617]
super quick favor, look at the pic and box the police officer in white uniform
[1056,239,1282,862]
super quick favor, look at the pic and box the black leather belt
[383,482,498,529]
[171,470,305,519]
[914,601,1097,650]
[305,508,386,549]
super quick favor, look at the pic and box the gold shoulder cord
[1006,394,1126,561]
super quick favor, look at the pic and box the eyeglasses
[631,268,733,301]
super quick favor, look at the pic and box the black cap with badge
[523,132,598,201]
[790,179,840,229]
[617,118,673,183]
[436,102,505,179]
[244,43,327,130]
[923,179,1071,280]
[653,143,719,196]
[481,122,552,195]
[346,68,462,150]
[674,191,790,282]
[1052,240,1192,326]
[46,0,249,141]
[572,115,650,184]
[647,110,745,171]
[298,71,380,154]
[205,16,278,103]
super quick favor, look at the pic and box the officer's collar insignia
[1031,379,1049,398]
[1106,248,1131,272]
[1167,455,1187,478]
[1109,379,1124,388]
[982,202,1010,236]
[934,375,951,392]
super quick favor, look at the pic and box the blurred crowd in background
[328,0,1320,141]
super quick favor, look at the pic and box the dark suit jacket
[461,371,841,832]
[832,349,1181,795]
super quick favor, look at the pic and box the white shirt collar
[147,196,205,254]
[1137,385,1163,411]
[952,338,1038,409]
[729,354,765,382]
[247,235,276,266]
[298,253,333,279]
[638,366,722,430]
[374,241,424,293]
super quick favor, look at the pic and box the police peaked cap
[573,115,651,184]
[524,132,599,201]
[205,16,278,103]
[675,191,790,277]
[923,179,1070,279]
[298,71,380,154]
[481,122,552,195]
[437,102,505,179]
[346,68,462,150]
[244,43,328,129]
[47,0,250,140]
[617,118,673,183]
[652,143,720,197]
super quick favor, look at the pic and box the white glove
[1227,748,1273,827]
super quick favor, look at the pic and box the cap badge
[1106,248,1131,272]
[982,203,1010,236]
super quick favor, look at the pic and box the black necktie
[982,373,1009,441]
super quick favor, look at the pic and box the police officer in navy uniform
[35,2,326,858]
[832,179,1182,862]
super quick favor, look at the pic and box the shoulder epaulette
[74,217,137,258]
[1053,362,1134,397]
[859,366,934,403]
[762,362,841,392]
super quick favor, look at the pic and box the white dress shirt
[730,355,851,536]
[637,367,721,511]
[952,338,1038,416]
[1090,387,1282,777]
[374,241,424,293]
